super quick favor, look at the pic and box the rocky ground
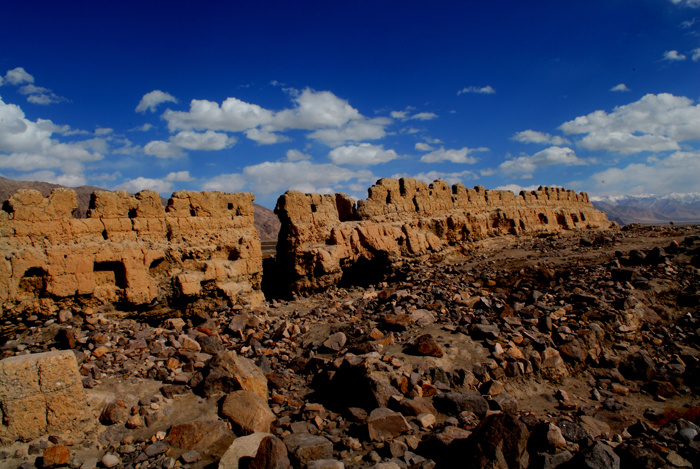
[1,224,699,469]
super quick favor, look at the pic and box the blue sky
[1,1,699,208]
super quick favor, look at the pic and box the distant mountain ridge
[0,176,281,240]
[592,193,700,225]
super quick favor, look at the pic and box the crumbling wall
[0,188,263,322]
[274,178,611,293]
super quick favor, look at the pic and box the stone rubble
[0,223,698,468]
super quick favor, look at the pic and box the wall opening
[538,213,548,224]
[128,208,137,218]
[580,212,586,222]
[93,261,127,289]
[556,214,568,228]
[311,204,317,213]
[571,213,580,223]
[19,267,48,296]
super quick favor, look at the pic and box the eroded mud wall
[274,178,611,293]
[0,189,263,321]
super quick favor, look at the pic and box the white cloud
[662,50,686,61]
[164,170,193,182]
[457,85,496,95]
[692,48,700,61]
[420,146,487,163]
[164,97,273,132]
[391,109,438,121]
[130,123,154,132]
[512,130,570,146]
[171,130,236,150]
[114,177,173,194]
[200,173,247,192]
[245,128,289,145]
[494,183,544,194]
[560,93,700,154]
[392,170,478,186]
[203,160,373,195]
[0,96,101,182]
[136,90,178,113]
[610,83,630,92]
[271,88,361,130]
[286,149,311,161]
[4,67,34,85]
[328,143,399,165]
[18,170,87,187]
[669,0,700,7]
[308,118,389,147]
[2,71,66,104]
[143,140,186,159]
[499,146,585,174]
[415,142,434,152]
[582,150,700,196]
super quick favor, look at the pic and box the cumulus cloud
[559,93,700,154]
[415,142,434,152]
[203,160,373,195]
[512,130,570,146]
[136,90,178,113]
[610,83,630,92]
[114,177,173,194]
[286,149,311,161]
[669,0,700,7]
[457,85,496,95]
[420,146,487,164]
[164,170,194,182]
[2,68,67,104]
[18,170,87,187]
[391,170,478,186]
[582,150,700,196]
[170,130,236,150]
[692,48,700,61]
[143,140,186,159]
[245,128,289,145]
[328,144,400,165]
[308,118,389,147]
[162,88,390,147]
[391,109,438,121]
[4,67,34,85]
[0,96,101,182]
[494,183,545,194]
[662,50,687,61]
[130,123,154,132]
[499,146,585,175]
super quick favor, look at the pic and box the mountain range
[591,193,700,226]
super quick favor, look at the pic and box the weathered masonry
[274,178,612,293]
[0,189,263,324]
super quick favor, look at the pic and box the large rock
[219,432,273,469]
[220,390,276,434]
[200,351,269,399]
[446,413,530,469]
[0,350,95,444]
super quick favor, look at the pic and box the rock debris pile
[1,223,699,468]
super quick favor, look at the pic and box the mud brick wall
[274,178,611,293]
[0,189,263,321]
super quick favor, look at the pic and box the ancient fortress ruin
[0,178,610,323]
[0,188,263,327]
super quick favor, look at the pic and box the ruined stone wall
[0,188,263,322]
[274,178,611,293]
